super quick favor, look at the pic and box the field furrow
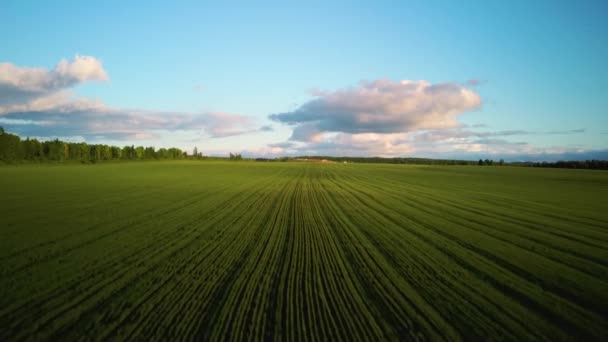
[1,161,606,341]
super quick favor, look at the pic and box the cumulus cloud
[0,56,265,142]
[51,55,109,84]
[2,58,597,160]
[0,55,108,107]
[267,78,591,159]
[270,79,481,141]
[267,79,491,156]
[290,123,323,142]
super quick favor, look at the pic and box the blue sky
[1,0,607,160]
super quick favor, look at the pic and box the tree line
[2,127,606,169]
[512,160,608,170]
[296,156,477,165]
[229,153,243,161]
[0,127,193,162]
[293,155,608,170]
[477,159,505,166]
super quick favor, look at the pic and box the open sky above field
[1,0,607,160]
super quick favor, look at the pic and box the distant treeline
[0,127,193,162]
[2,127,607,169]
[288,156,608,170]
[512,160,608,170]
[295,156,477,165]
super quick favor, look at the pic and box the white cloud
[264,127,592,160]
[52,55,109,85]
[270,79,481,140]
[0,56,266,142]
[2,108,266,141]
[267,79,486,156]
[267,79,595,159]
[1,58,597,160]
[0,91,106,115]
[0,55,108,108]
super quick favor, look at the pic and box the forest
[0,127,189,162]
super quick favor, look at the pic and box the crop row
[1,161,606,340]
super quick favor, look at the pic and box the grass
[1,161,607,340]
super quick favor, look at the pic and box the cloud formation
[266,123,589,161]
[0,55,108,109]
[1,108,264,141]
[0,56,264,142]
[270,79,481,141]
[1,58,598,160]
[266,79,595,160]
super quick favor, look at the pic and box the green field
[1,161,607,340]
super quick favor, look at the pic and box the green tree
[156,148,167,159]
[122,146,135,159]
[0,129,22,161]
[79,143,90,161]
[43,140,66,161]
[168,148,183,159]
[23,138,43,160]
[90,145,103,162]
[135,146,144,160]
[100,145,112,160]
[111,146,121,159]
[144,146,156,159]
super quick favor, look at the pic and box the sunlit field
[1,161,607,340]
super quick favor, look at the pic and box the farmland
[1,161,607,340]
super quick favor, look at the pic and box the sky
[1,0,607,161]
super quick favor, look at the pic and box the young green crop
[1,161,607,340]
